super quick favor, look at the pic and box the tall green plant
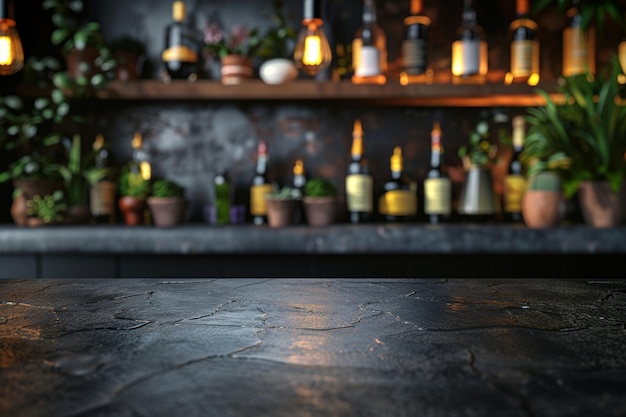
[531,0,626,32]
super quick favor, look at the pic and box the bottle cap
[93,134,104,151]
[257,140,267,155]
[132,132,142,149]
[351,120,363,156]
[390,146,403,172]
[293,159,304,175]
[173,1,185,22]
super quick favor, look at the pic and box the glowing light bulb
[0,18,23,75]
[294,19,332,76]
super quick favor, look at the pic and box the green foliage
[26,190,67,223]
[266,186,299,200]
[304,178,338,198]
[528,171,563,191]
[256,0,297,59]
[118,169,150,198]
[457,120,498,168]
[531,0,626,33]
[203,24,261,59]
[151,179,186,198]
[520,56,626,198]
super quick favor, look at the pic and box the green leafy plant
[118,169,150,199]
[304,178,338,198]
[256,0,297,59]
[457,120,499,168]
[531,0,626,33]
[26,190,67,223]
[151,179,186,198]
[266,186,299,200]
[520,56,626,198]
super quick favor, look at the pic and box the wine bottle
[508,0,539,85]
[250,140,275,225]
[292,159,307,224]
[451,0,487,85]
[89,134,116,224]
[346,119,373,223]
[562,0,595,77]
[379,147,417,223]
[402,0,430,77]
[424,122,452,225]
[351,0,387,85]
[214,169,230,225]
[503,116,527,223]
[162,1,199,81]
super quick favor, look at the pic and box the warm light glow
[619,41,626,74]
[294,19,332,76]
[527,73,540,86]
[140,162,151,181]
[0,19,24,75]
[353,119,362,137]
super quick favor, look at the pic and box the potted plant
[203,23,261,84]
[302,178,338,227]
[25,189,67,227]
[43,0,116,96]
[118,168,150,226]
[256,0,298,85]
[522,171,566,228]
[521,56,626,227]
[109,35,146,81]
[147,178,189,227]
[264,186,299,228]
[457,119,499,219]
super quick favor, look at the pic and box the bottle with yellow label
[562,0,595,77]
[90,134,116,224]
[250,140,275,225]
[424,121,452,224]
[346,119,373,224]
[503,116,527,223]
[379,147,417,223]
[162,1,198,81]
[508,0,539,85]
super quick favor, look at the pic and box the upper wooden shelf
[90,78,556,107]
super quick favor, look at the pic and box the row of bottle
[162,0,596,84]
[249,116,528,226]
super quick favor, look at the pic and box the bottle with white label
[451,0,487,85]
[351,0,387,85]
[424,122,451,225]
[379,147,417,223]
[346,119,373,224]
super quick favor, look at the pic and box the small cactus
[528,171,562,191]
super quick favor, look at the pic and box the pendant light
[0,0,24,76]
[293,0,332,76]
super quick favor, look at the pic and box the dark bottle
[402,0,430,76]
[345,119,373,224]
[379,147,417,223]
[292,159,307,224]
[508,0,539,85]
[162,1,199,81]
[89,134,116,224]
[250,140,274,225]
[503,116,527,223]
[423,122,452,225]
[451,0,487,85]
[214,169,230,225]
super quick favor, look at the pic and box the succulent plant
[26,190,67,223]
[304,178,338,198]
[527,171,562,192]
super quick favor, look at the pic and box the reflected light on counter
[0,17,24,75]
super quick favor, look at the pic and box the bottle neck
[363,0,377,26]
[462,0,477,25]
[351,136,364,162]
[256,154,267,175]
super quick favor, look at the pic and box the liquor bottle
[250,140,275,225]
[214,169,230,225]
[89,134,116,224]
[402,0,430,77]
[351,0,387,85]
[562,0,595,77]
[503,116,527,223]
[161,1,199,81]
[508,0,539,85]
[345,119,373,223]
[424,122,452,224]
[451,0,487,85]
[292,159,307,224]
[130,132,151,183]
[378,147,417,222]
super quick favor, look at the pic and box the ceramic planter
[220,54,253,85]
[457,167,495,216]
[303,197,337,227]
[119,196,147,226]
[522,191,565,228]
[578,181,626,228]
[147,197,189,227]
[265,198,298,228]
[259,58,298,85]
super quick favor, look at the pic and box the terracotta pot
[303,197,337,227]
[265,198,298,228]
[147,197,189,227]
[522,190,565,229]
[578,180,626,228]
[114,51,143,81]
[118,196,147,226]
[13,179,64,200]
[10,190,28,226]
[220,54,253,85]
[66,205,92,224]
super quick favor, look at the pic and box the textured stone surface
[0,278,625,417]
[1,224,626,254]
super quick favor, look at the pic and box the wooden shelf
[89,79,557,107]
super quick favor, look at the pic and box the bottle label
[250,184,274,216]
[504,175,527,213]
[563,27,595,76]
[511,40,537,77]
[378,190,417,216]
[90,180,116,216]
[402,39,427,73]
[346,174,373,212]
[452,40,487,76]
[355,46,381,77]
[424,178,452,214]
[162,45,198,63]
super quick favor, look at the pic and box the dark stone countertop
[0,223,625,254]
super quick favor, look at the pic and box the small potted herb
[147,178,189,227]
[118,167,150,226]
[264,185,299,227]
[25,190,67,227]
[302,178,338,227]
[203,23,261,84]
